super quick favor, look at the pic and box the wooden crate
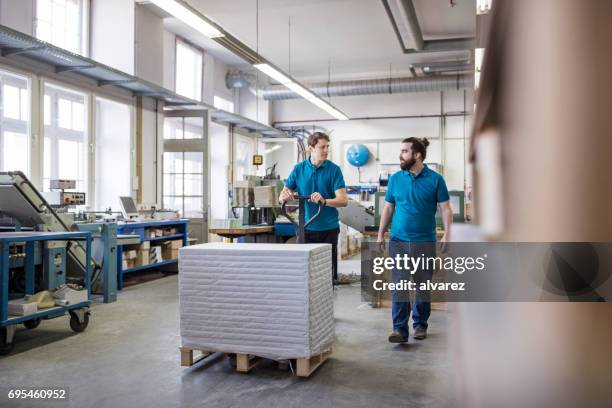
[179,347,331,378]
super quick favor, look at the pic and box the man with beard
[279,132,348,285]
[377,137,453,343]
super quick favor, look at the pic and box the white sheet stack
[179,243,334,360]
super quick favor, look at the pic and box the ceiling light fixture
[147,2,347,121]
[253,63,293,85]
[149,0,224,38]
[254,63,349,121]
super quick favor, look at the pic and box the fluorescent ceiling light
[308,97,349,121]
[284,82,317,100]
[253,63,293,85]
[150,0,224,38]
[254,63,349,120]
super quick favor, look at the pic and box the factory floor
[0,262,452,408]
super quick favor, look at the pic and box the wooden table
[208,225,274,243]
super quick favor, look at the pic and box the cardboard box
[139,241,150,250]
[162,248,180,260]
[137,250,150,266]
[162,242,180,260]
[150,246,163,263]
[124,250,138,260]
[8,299,38,316]
[122,259,136,270]
[166,239,183,249]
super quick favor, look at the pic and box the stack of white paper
[179,243,334,360]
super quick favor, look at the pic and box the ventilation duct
[261,74,472,101]
[381,0,474,53]
[225,70,256,89]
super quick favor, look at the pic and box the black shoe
[414,327,427,340]
[388,331,408,343]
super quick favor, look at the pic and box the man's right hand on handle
[279,188,295,203]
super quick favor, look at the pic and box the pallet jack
[280,195,324,243]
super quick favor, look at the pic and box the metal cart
[0,231,93,355]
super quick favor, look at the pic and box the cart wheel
[69,312,89,333]
[0,328,14,355]
[23,318,41,330]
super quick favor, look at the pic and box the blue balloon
[346,144,370,167]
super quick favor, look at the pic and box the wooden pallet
[179,347,331,378]
[341,249,361,260]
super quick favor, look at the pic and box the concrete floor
[0,268,452,408]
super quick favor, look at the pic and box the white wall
[262,139,297,179]
[272,90,473,192]
[238,86,270,125]
[140,98,158,206]
[135,4,164,86]
[0,0,34,35]
[90,0,135,74]
[94,97,132,211]
[209,122,229,220]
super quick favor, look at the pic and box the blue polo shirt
[385,165,449,242]
[285,159,346,231]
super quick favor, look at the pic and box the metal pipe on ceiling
[259,74,472,101]
[381,0,474,53]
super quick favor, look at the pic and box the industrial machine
[232,169,284,226]
[0,172,116,303]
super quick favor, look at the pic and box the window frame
[0,69,31,175]
[42,81,89,195]
[34,0,90,56]
[174,37,204,102]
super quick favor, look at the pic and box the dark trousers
[389,237,435,336]
[304,228,339,284]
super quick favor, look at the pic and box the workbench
[116,219,189,289]
[209,220,274,243]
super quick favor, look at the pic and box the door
[162,110,209,244]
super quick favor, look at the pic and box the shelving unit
[116,219,189,290]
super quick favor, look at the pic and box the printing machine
[0,172,118,303]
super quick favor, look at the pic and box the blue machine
[0,231,93,355]
[346,144,370,167]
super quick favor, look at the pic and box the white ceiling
[174,0,475,81]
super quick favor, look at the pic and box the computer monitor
[119,196,139,219]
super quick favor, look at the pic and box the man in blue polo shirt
[378,137,453,343]
[279,132,348,285]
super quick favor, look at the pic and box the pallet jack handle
[280,195,324,244]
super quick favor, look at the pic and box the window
[163,152,204,218]
[95,97,131,211]
[163,116,203,140]
[43,83,88,192]
[213,95,234,113]
[35,0,88,55]
[0,71,30,174]
[162,114,206,218]
[175,39,203,101]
